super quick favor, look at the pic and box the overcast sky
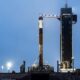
[0,0,80,72]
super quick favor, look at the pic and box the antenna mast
[65,0,68,8]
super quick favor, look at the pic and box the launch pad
[0,2,80,80]
[35,3,77,73]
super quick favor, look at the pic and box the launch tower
[60,3,77,72]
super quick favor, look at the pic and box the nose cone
[39,16,43,20]
[38,16,43,29]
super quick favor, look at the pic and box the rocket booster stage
[38,16,43,67]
